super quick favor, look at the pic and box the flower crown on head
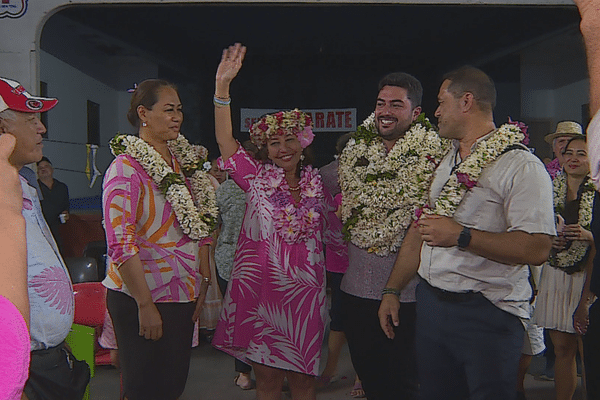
[249,109,314,149]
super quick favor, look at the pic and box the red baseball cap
[0,77,58,113]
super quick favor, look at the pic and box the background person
[211,43,337,400]
[544,122,585,180]
[102,79,215,400]
[534,136,595,400]
[36,156,69,253]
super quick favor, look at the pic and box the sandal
[350,380,366,398]
[234,374,254,390]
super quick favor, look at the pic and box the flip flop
[350,381,366,398]
[234,374,254,390]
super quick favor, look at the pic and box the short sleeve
[502,153,556,236]
[217,145,259,192]
[103,155,143,267]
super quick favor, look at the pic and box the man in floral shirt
[0,77,88,400]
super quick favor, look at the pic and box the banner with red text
[240,108,357,133]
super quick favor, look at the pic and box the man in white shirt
[379,66,555,400]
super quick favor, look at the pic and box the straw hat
[544,121,584,144]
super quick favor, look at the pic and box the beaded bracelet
[213,96,231,107]
[381,287,401,298]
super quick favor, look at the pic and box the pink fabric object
[0,295,30,400]
[325,193,348,274]
[213,146,332,376]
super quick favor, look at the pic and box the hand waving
[216,43,247,86]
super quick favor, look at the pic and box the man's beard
[376,119,412,141]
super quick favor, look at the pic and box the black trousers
[107,289,195,400]
[584,300,600,400]
[416,280,524,400]
[340,291,418,400]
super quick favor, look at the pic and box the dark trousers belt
[421,278,480,303]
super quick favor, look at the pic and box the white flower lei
[109,134,218,240]
[339,113,449,256]
[428,124,525,217]
[550,173,594,270]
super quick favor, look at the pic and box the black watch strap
[457,226,471,249]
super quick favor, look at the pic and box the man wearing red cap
[0,77,89,400]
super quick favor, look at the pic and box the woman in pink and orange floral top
[211,43,340,400]
[102,79,217,400]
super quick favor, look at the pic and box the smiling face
[563,139,589,178]
[434,79,465,140]
[374,85,421,143]
[266,132,302,173]
[0,111,46,169]
[139,87,183,142]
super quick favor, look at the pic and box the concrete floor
[90,333,585,400]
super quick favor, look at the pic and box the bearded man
[379,66,554,400]
[322,72,446,400]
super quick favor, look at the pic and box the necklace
[339,112,449,256]
[288,185,301,191]
[109,133,218,240]
[259,163,324,244]
[549,173,594,272]
[423,123,525,217]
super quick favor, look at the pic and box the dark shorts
[107,289,195,400]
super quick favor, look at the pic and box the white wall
[40,51,121,200]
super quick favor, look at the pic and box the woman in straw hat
[211,43,341,400]
[544,121,585,180]
[534,136,596,400]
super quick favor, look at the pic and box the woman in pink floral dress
[211,43,337,400]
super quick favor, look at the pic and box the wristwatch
[457,226,471,250]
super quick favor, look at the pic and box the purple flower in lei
[456,172,477,189]
[507,117,530,146]
[266,165,324,244]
